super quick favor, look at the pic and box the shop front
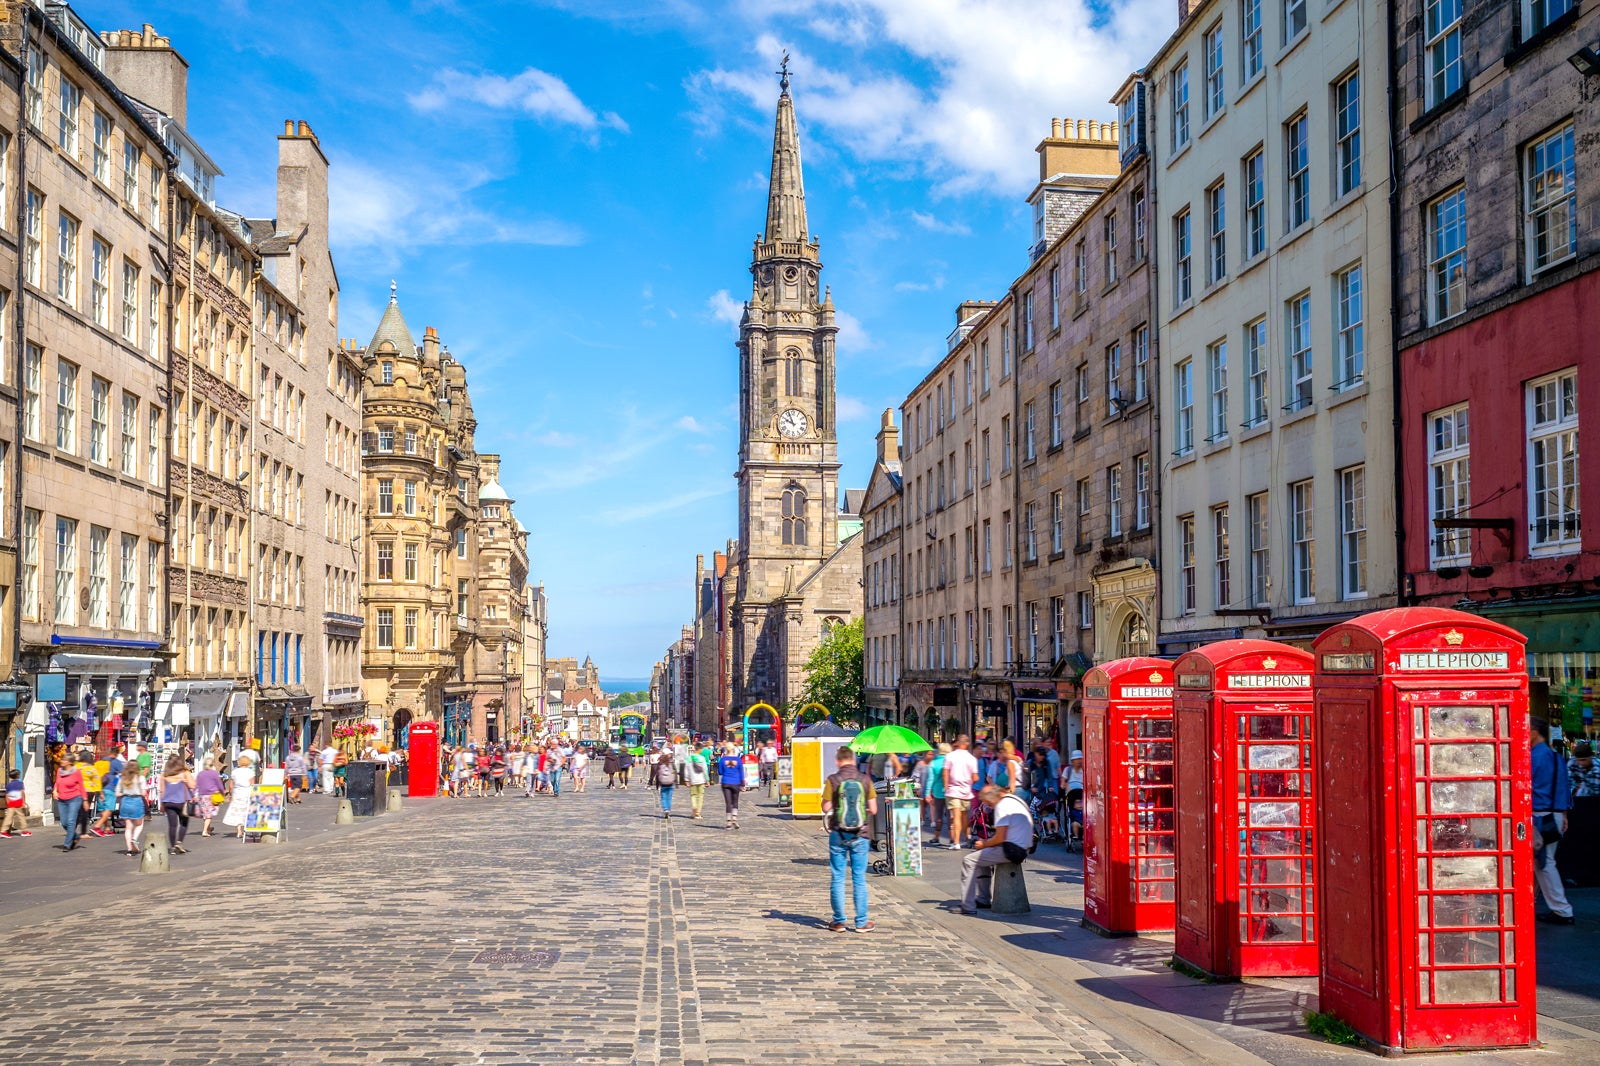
[1477,599,1600,741]
[256,686,312,765]
[154,680,240,757]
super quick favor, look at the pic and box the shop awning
[48,652,161,674]
[155,681,237,721]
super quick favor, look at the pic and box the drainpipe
[1386,3,1407,605]
[1140,81,1166,653]
[11,21,30,693]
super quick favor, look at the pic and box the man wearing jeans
[821,746,879,933]
[1531,719,1574,924]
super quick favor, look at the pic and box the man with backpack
[821,746,879,933]
[958,783,1034,915]
[684,745,710,819]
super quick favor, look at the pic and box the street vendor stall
[788,720,856,818]
[852,724,932,876]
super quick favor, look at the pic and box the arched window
[782,485,807,545]
[784,350,803,396]
[1118,610,1151,657]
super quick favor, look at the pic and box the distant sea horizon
[601,677,652,694]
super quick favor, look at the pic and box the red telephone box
[1081,657,1176,937]
[1172,640,1316,979]
[408,720,440,798]
[1312,607,1533,1052]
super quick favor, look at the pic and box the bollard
[139,833,170,874]
[386,789,402,812]
[335,798,354,824]
[990,862,1031,914]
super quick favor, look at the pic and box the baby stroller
[1029,789,1063,844]
[1064,789,1085,853]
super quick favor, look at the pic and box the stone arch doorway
[393,708,414,749]
[924,709,940,742]
[1116,608,1153,658]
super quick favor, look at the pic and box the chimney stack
[876,408,901,465]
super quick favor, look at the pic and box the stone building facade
[1392,0,1600,701]
[465,454,527,742]
[522,581,547,730]
[727,75,862,716]
[6,5,171,802]
[860,411,902,725]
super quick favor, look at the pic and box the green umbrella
[849,724,932,755]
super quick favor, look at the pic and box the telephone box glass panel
[1237,709,1314,943]
[1127,716,1175,902]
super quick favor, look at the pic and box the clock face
[778,409,809,438]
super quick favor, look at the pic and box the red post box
[1172,640,1317,979]
[1081,657,1176,937]
[1312,607,1533,1052]
[408,720,440,798]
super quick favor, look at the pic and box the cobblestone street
[3,785,1597,1066]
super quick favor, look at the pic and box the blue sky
[92,0,1174,677]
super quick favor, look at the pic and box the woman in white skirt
[222,752,256,839]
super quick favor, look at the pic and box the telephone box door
[408,721,440,798]
[1399,691,1533,1045]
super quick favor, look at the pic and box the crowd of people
[439,739,589,797]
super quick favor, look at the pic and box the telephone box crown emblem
[1149,671,1163,683]
[1444,629,1464,646]
[1262,656,1277,669]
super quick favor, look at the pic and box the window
[24,188,41,286]
[1291,480,1315,602]
[1428,187,1466,323]
[1285,113,1309,230]
[1284,0,1307,42]
[1428,403,1472,564]
[1204,22,1225,118]
[376,608,394,649]
[147,405,161,484]
[23,343,40,441]
[147,279,161,362]
[1244,149,1265,259]
[1023,401,1036,461]
[21,509,38,620]
[1026,602,1040,662]
[1052,597,1066,659]
[1004,605,1015,663]
[1076,364,1091,429]
[1179,515,1196,615]
[120,392,138,475]
[54,517,76,624]
[1002,323,1012,377]
[1078,592,1093,630]
[376,541,393,581]
[1134,326,1150,402]
[1134,454,1152,530]
[404,543,418,582]
[1049,265,1061,329]
[120,260,139,343]
[89,376,108,464]
[1526,123,1576,275]
[1024,503,1037,562]
[1206,182,1226,284]
[92,110,110,183]
[981,429,991,481]
[1213,505,1232,608]
[1525,0,1574,38]
[1334,70,1361,197]
[1171,62,1190,150]
[1207,340,1229,441]
[1001,415,1012,470]
[1104,212,1119,284]
[377,478,393,515]
[122,142,139,204]
[149,163,162,227]
[1173,209,1192,304]
[1174,359,1194,454]
[782,485,807,545]
[404,480,417,515]
[982,519,992,572]
[1106,343,1123,416]
[1242,0,1263,80]
[1022,290,1034,350]
[1243,318,1269,427]
[381,360,393,384]
[1335,265,1364,387]
[56,359,77,453]
[1425,0,1464,107]
[1528,368,1580,550]
[963,355,973,406]
[25,50,42,129]
[1248,492,1270,605]
[88,526,108,627]
[980,341,991,393]
[57,78,80,157]
[1339,465,1367,599]
[1050,490,1064,553]
[1133,187,1147,259]
[118,533,137,631]
[57,212,79,304]
[1074,243,1088,307]
[1049,382,1063,446]
[1077,478,1092,546]
[1286,293,1312,411]
[146,542,159,631]
[1003,511,1014,568]
[377,425,393,452]
[1107,466,1123,537]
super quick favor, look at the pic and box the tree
[610,690,649,707]
[796,617,864,726]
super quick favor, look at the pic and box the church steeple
[764,55,808,244]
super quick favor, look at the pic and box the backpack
[834,776,867,832]
[655,759,675,787]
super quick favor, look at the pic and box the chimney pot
[1091,120,1101,139]
[1051,117,1062,138]
[284,120,294,136]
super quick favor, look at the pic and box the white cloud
[534,430,579,448]
[408,67,628,135]
[706,289,746,333]
[601,484,734,523]
[893,273,945,292]
[675,415,711,434]
[329,158,584,255]
[836,395,871,422]
[698,3,1172,194]
[910,210,970,236]
[834,309,873,353]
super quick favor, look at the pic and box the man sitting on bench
[959,783,1034,914]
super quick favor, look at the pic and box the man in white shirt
[757,740,778,786]
[942,734,979,849]
[959,784,1035,914]
[320,743,339,794]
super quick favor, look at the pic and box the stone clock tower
[728,67,858,716]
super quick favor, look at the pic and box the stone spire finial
[778,51,791,95]
[389,279,397,304]
[764,72,808,243]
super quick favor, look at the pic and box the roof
[794,720,857,738]
[842,488,866,517]
[479,479,511,503]
[368,285,417,357]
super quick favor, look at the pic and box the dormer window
[1032,198,1045,245]
[381,361,393,384]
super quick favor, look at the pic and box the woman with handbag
[222,752,256,839]
[194,755,227,837]
[116,763,148,855]
[159,755,196,854]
